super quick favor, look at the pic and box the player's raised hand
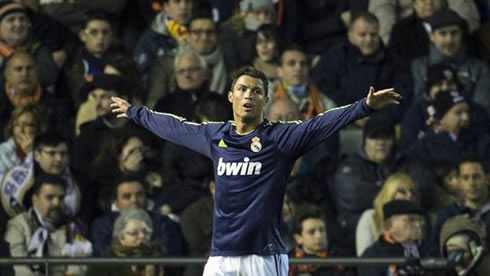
[111,96,132,119]
[366,86,402,110]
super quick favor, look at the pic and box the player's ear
[227,90,233,103]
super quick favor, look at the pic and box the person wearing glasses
[87,207,165,276]
[1,133,81,220]
[148,11,227,108]
[153,47,229,122]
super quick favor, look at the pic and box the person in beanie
[333,115,434,255]
[220,0,277,74]
[402,90,490,166]
[359,200,425,276]
[440,215,490,276]
[431,159,490,256]
[411,8,490,110]
[0,1,59,90]
[400,63,490,150]
[72,73,136,178]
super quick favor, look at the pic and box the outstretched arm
[275,87,401,157]
[111,97,213,158]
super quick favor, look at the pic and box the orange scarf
[274,81,325,119]
[0,40,28,58]
[4,81,41,107]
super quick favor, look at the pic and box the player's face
[228,75,268,123]
[295,218,327,255]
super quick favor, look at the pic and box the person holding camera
[439,215,490,276]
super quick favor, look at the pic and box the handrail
[0,257,449,267]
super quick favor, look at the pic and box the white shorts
[202,254,288,276]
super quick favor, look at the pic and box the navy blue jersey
[127,98,373,256]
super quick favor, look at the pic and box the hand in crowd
[366,87,402,110]
[111,96,132,119]
[16,132,34,153]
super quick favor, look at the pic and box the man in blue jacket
[111,66,401,275]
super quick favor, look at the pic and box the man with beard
[4,173,92,275]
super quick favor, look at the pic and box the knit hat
[80,74,128,101]
[363,115,395,139]
[239,0,275,12]
[433,90,466,119]
[430,9,467,32]
[439,215,484,257]
[426,63,459,92]
[383,200,423,220]
[0,1,25,22]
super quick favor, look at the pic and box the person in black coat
[359,200,426,276]
[311,11,411,123]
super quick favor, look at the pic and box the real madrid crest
[250,136,262,153]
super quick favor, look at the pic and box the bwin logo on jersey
[217,157,262,176]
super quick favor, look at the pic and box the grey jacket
[411,44,490,110]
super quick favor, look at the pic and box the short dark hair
[112,173,146,199]
[31,173,67,195]
[195,94,232,122]
[230,66,268,93]
[33,133,67,151]
[187,10,215,30]
[349,11,379,31]
[278,44,306,66]
[293,204,324,234]
[458,158,486,174]
[82,10,115,30]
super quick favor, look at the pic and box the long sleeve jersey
[127,98,373,256]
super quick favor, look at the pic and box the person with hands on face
[111,66,401,276]
[0,103,47,181]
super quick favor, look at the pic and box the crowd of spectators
[0,0,490,275]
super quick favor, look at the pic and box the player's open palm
[111,96,132,119]
[366,86,402,110]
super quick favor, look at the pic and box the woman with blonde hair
[355,172,418,256]
[0,103,47,181]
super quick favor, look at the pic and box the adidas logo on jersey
[217,157,262,176]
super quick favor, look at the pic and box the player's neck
[234,117,263,135]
